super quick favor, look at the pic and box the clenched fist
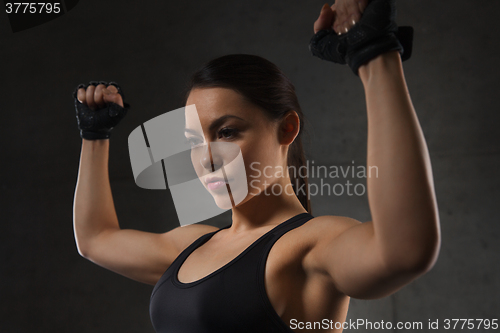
[73,81,130,140]
[309,0,413,75]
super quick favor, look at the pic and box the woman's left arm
[309,50,441,300]
[359,50,440,274]
[308,1,440,299]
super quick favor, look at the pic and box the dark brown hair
[183,54,311,214]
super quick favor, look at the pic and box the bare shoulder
[277,214,363,263]
[294,215,366,274]
[161,223,220,256]
[298,215,363,244]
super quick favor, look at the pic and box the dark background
[1,0,499,332]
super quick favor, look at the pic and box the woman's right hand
[73,81,129,140]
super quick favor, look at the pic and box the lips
[204,176,223,184]
[205,176,232,191]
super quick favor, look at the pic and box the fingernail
[321,3,329,12]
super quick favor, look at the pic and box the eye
[218,127,237,140]
[186,136,203,148]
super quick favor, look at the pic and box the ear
[279,111,300,146]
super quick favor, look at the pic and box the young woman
[73,0,440,332]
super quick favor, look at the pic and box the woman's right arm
[73,84,218,285]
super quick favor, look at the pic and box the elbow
[413,220,442,274]
[74,237,92,259]
[76,245,90,259]
[384,248,440,279]
[384,225,441,276]
[74,226,104,260]
[405,240,440,275]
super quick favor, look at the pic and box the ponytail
[288,137,312,214]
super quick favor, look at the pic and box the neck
[229,178,308,233]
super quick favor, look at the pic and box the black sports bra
[150,212,315,333]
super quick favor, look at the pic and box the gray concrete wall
[1,0,498,332]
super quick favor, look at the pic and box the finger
[330,3,338,30]
[338,12,354,34]
[345,0,362,29]
[343,20,350,34]
[335,19,349,35]
[314,3,335,34]
[350,12,361,26]
[337,1,353,34]
[102,86,124,108]
[107,84,118,94]
[94,84,107,108]
[77,88,86,104]
[86,84,97,110]
[333,2,346,34]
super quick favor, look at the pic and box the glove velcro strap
[345,33,403,75]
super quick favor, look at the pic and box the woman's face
[185,87,286,209]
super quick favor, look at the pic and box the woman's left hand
[313,0,369,35]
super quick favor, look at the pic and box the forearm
[73,139,120,255]
[359,51,440,271]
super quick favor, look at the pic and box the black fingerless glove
[309,0,414,76]
[73,81,130,140]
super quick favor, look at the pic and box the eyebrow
[184,115,247,136]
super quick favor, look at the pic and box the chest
[177,228,313,316]
[151,223,349,333]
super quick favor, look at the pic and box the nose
[199,142,222,172]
